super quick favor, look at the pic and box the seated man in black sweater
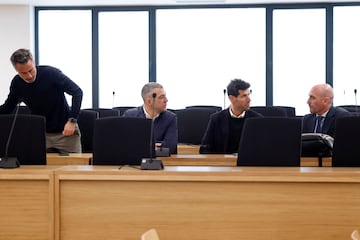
[200,78,262,154]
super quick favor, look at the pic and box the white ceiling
[0,0,358,6]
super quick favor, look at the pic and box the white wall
[0,5,33,103]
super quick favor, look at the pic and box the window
[273,8,326,115]
[156,8,266,109]
[333,6,360,106]
[98,11,149,108]
[37,10,92,108]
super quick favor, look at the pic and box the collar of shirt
[229,108,246,118]
[316,109,329,118]
[143,105,159,119]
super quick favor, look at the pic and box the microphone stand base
[0,157,20,168]
[155,147,170,157]
[141,158,164,170]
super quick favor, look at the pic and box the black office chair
[112,106,135,116]
[185,105,222,112]
[78,109,99,153]
[250,106,288,117]
[85,108,120,118]
[176,107,219,145]
[237,117,302,166]
[332,116,360,167]
[336,105,360,116]
[0,114,46,165]
[92,117,153,166]
[275,106,296,117]
[167,108,180,114]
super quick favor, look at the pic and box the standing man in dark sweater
[0,48,83,153]
[200,79,262,154]
[123,82,178,154]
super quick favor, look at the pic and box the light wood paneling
[0,166,56,240]
[46,152,332,167]
[46,153,92,165]
[55,166,360,240]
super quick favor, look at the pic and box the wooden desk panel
[0,166,57,240]
[46,151,332,167]
[55,166,359,240]
[177,144,200,154]
[159,154,332,167]
[46,153,92,165]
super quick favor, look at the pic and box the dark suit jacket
[123,106,178,154]
[200,108,263,154]
[302,106,351,137]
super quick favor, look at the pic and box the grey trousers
[46,124,82,153]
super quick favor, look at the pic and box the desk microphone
[223,89,226,109]
[141,93,164,170]
[355,89,358,105]
[355,89,359,115]
[112,91,115,108]
[0,101,22,168]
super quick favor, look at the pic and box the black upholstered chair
[185,105,222,112]
[336,105,360,116]
[112,106,135,116]
[78,109,99,153]
[275,106,296,117]
[237,117,302,166]
[176,107,219,145]
[0,114,46,165]
[250,106,288,117]
[92,117,153,166]
[85,108,120,118]
[332,116,360,167]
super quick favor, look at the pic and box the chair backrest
[141,229,160,240]
[78,109,99,153]
[112,106,135,116]
[250,106,288,117]
[352,230,360,240]
[85,108,120,118]
[0,114,46,165]
[332,116,360,167]
[275,106,296,117]
[176,107,218,145]
[92,117,153,166]
[337,105,360,116]
[186,105,222,112]
[237,117,302,166]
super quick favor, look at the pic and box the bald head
[307,83,334,115]
[312,83,333,99]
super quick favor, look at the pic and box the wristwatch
[68,117,77,123]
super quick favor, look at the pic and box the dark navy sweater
[0,66,83,133]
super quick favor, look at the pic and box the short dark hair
[10,48,33,66]
[227,79,250,97]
